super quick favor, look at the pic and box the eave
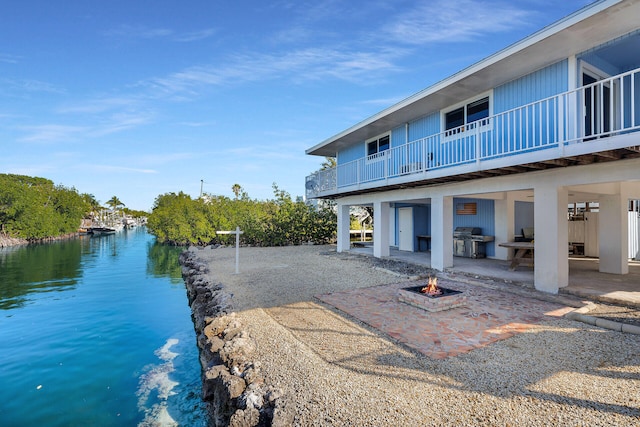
[306,0,639,158]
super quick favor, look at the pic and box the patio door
[582,66,617,139]
[398,207,414,251]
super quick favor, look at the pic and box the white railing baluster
[632,73,636,128]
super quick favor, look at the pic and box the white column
[373,201,390,258]
[336,203,351,253]
[534,184,568,293]
[599,191,629,274]
[389,205,396,247]
[431,195,453,271]
[494,193,515,260]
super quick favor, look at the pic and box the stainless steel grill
[453,227,494,258]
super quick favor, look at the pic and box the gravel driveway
[192,244,640,426]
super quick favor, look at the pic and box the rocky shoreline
[0,232,81,248]
[179,250,292,427]
[0,234,28,247]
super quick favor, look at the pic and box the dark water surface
[0,228,206,426]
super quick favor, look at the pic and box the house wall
[515,201,535,237]
[493,60,568,113]
[337,143,364,165]
[408,112,440,141]
[453,198,495,257]
[391,126,406,147]
[336,62,569,166]
[393,204,430,251]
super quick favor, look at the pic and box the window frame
[442,92,492,138]
[365,133,391,159]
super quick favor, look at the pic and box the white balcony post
[431,195,454,271]
[475,122,481,166]
[533,183,568,293]
[336,203,351,253]
[373,201,390,258]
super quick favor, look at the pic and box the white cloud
[89,112,154,137]
[90,164,158,174]
[0,77,64,95]
[386,0,534,45]
[0,53,20,64]
[143,47,402,98]
[173,29,218,42]
[103,25,216,42]
[19,124,88,143]
[103,25,174,39]
[56,96,141,114]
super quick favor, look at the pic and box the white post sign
[215,226,244,274]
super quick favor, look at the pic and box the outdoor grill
[453,227,495,258]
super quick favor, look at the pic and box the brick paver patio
[317,278,575,359]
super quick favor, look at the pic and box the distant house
[305,0,640,293]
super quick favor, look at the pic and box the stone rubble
[179,250,292,427]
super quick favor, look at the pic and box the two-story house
[305,0,640,294]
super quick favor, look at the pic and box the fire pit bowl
[398,284,467,312]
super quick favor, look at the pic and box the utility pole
[200,179,204,198]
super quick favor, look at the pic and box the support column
[373,201,390,258]
[336,203,351,253]
[534,184,568,293]
[599,190,629,274]
[431,195,453,271]
[495,193,515,260]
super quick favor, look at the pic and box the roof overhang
[306,0,640,157]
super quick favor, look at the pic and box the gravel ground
[191,244,640,426]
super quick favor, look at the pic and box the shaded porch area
[349,246,640,307]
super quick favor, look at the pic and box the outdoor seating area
[349,245,640,307]
[318,277,574,359]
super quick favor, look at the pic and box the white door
[584,212,599,257]
[398,207,413,251]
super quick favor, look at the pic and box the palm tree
[106,196,125,211]
[231,183,242,199]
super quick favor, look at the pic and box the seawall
[179,249,292,427]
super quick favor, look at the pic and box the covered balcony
[306,66,640,200]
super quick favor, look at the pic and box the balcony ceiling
[307,0,640,157]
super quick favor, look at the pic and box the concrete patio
[349,245,640,307]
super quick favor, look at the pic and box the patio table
[499,241,534,270]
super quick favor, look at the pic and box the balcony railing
[306,66,640,199]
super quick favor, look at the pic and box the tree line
[146,184,336,246]
[0,172,337,247]
[0,173,145,242]
[0,174,92,240]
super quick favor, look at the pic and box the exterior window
[366,134,390,156]
[445,97,490,136]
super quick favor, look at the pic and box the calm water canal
[0,228,207,426]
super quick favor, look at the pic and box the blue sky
[1,0,592,210]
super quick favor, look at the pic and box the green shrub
[147,185,336,246]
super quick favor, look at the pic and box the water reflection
[0,239,82,310]
[147,242,184,284]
